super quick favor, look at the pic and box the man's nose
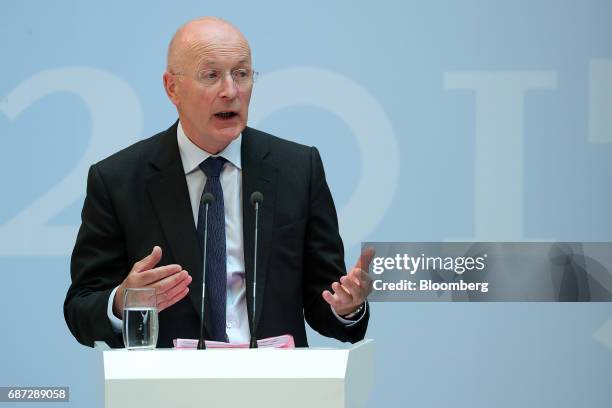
[218,74,238,98]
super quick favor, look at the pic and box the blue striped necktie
[197,156,227,342]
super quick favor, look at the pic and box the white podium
[94,339,374,408]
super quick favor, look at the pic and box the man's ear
[163,71,180,106]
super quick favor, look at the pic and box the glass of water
[122,288,159,350]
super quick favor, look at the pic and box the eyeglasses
[171,68,259,88]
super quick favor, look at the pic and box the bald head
[167,17,251,74]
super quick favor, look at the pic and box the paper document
[173,334,295,349]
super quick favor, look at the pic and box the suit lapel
[241,127,276,335]
[146,122,212,337]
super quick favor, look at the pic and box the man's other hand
[112,246,192,318]
[322,247,375,317]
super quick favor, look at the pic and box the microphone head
[201,193,215,205]
[250,191,264,205]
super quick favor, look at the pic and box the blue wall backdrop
[1,1,612,406]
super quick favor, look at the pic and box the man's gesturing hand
[112,246,192,318]
[322,247,375,317]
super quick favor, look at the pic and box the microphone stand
[249,192,263,348]
[197,193,215,349]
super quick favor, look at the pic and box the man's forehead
[190,39,251,69]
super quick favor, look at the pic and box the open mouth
[214,111,238,120]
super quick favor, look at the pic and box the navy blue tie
[197,156,227,342]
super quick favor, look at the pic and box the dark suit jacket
[64,122,369,348]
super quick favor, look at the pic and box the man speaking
[64,17,373,348]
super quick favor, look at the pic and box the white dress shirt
[107,122,364,342]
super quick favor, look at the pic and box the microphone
[249,192,264,348]
[197,193,215,350]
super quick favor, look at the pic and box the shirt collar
[176,121,242,175]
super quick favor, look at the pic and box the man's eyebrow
[199,59,217,67]
[197,58,250,68]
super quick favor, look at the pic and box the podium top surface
[100,340,373,380]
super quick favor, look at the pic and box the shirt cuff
[330,302,367,327]
[107,286,123,333]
